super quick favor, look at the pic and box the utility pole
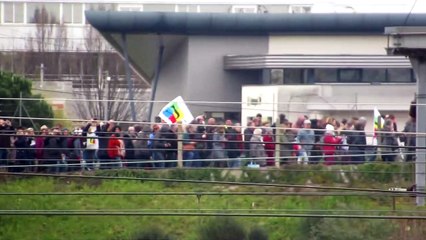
[19,92,22,126]
[40,63,45,88]
[386,26,426,206]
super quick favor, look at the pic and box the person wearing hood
[322,124,342,166]
[153,124,172,168]
[250,128,266,167]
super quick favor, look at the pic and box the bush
[248,226,269,240]
[198,217,246,240]
[297,217,396,240]
[131,226,174,240]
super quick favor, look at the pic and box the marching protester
[1,103,416,173]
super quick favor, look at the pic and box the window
[387,69,414,82]
[63,3,83,24]
[262,5,290,13]
[199,5,230,13]
[118,5,143,12]
[362,69,386,83]
[27,3,60,24]
[4,2,24,23]
[338,69,362,82]
[87,3,115,11]
[267,68,415,84]
[143,4,175,12]
[271,69,284,84]
[231,5,258,13]
[314,69,337,82]
[283,69,304,84]
[289,5,312,13]
[176,5,199,13]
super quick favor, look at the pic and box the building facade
[87,12,424,129]
[1,1,425,124]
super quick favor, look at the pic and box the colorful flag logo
[158,96,194,124]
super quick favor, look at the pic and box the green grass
[0,166,423,240]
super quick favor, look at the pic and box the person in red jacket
[322,124,342,166]
[263,128,275,166]
[108,126,124,168]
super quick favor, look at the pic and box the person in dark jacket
[164,124,178,168]
[402,117,416,162]
[12,127,30,172]
[381,119,399,162]
[133,124,153,169]
[97,120,114,169]
[205,118,217,166]
[123,126,136,168]
[67,128,84,172]
[153,124,173,168]
[0,119,13,170]
[226,122,243,168]
[43,127,65,173]
[347,121,367,164]
[244,121,255,158]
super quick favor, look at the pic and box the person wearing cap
[296,119,315,165]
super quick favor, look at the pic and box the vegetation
[0,164,424,239]
[0,71,54,129]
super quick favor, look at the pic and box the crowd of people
[0,111,417,173]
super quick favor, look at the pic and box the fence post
[177,123,183,168]
[275,126,281,168]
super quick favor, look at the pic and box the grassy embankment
[0,163,425,240]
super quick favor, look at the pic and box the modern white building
[240,34,417,135]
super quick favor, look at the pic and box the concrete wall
[153,37,189,119]
[269,35,388,55]
[186,36,267,116]
[153,35,268,119]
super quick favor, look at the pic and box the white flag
[158,96,194,124]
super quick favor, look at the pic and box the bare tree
[72,27,149,122]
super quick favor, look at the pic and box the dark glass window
[387,69,413,82]
[314,69,337,82]
[270,69,284,85]
[283,69,304,84]
[362,69,386,82]
[338,69,362,82]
